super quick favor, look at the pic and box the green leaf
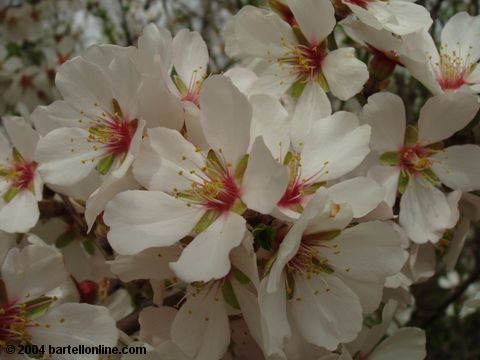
[26,302,51,320]
[222,280,240,310]
[55,231,76,248]
[380,151,400,166]
[96,154,115,175]
[252,224,277,251]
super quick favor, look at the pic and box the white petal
[444,218,470,271]
[104,190,204,255]
[133,127,204,192]
[369,327,426,360]
[326,221,405,283]
[109,55,141,120]
[109,246,181,282]
[408,243,436,282]
[170,214,246,282]
[138,75,185,130]
[36,127,99,186]
[29,303,117,353]
[291,273,362,350]
[258,275,291,358]
[2,116,39,160]
[232,6,296,58]
[285,0,335,45]
[139,306,177,346]
[200,75,252,166]
[2,244,67,302]
[326,177,384,218]
[250,63,298,98]
[137,24,173,73]
[399,178,456,244]
[171,284,230,360]
[431,145,480,191]
[367,165,400,208]
[362,92,405,152]
[172,29,209,84]
[242,137,289,214]
[85,171,138,230]
[323,48,369,100]
[376,2,432,35]
[441,12,480,62]
[0,191,39,234]
[290,81,331,150]
[249,94,291,158]
[31,101,87,136]
[418,92,480,145]
[224,67,258,95]
[301,112,371,182]
[56,57,113,119]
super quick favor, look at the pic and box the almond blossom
[226,0,369,102]
[259,189,405,354]
[363,91,480,243]
[104,75,289,283]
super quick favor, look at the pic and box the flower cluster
[0,0,480,359]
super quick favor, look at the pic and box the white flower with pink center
[401,12,480,94]
[363,91,480,244]
[226,0,369,104]
[104,75,289,283]
[259,189,405,355]
[0,242,117,355]
[0,116,43,233]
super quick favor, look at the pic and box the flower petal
[242,137,289,214]
[431,145,480,191]
[322,48,369,101]
[170,214,246,282]
[104,190,204,255]
[172,29,209,84]
[418,92,480,145]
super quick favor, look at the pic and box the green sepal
[291,79,307,98]
[173,74,188,94]
[96,154,115,175]
[55,231,76,248]
[233,268,251,285]
[303,230,341,243]
[317,72,329,92]
[398,172,409,194]
[3,187,18,203]
[195,210,220,234]
[83,238,95,255]
[111,98,124,119]
[285,271,295,300]
[252,224,277,251]
[404,125,418,146]
[26,302,51,320]
[222,280,240,310]
[234,154,249,182]
[232,199,247,216]
[283,151,294,166]
[303,182,325,195]
[12,147,24,163]
[379,151,400,166]
[292,26,309,47]
[422,168,440,185]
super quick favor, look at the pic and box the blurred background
[1,1,480,359]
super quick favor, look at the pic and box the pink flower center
[399,144,431,175]
[278,178,303,208]
[179,70,204,108]
[434,49,472,90]
[10,162,36,190]
[175,151,241,214]
[88,117,138,156]
[280,42,327,79]
[0,301,29,345]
